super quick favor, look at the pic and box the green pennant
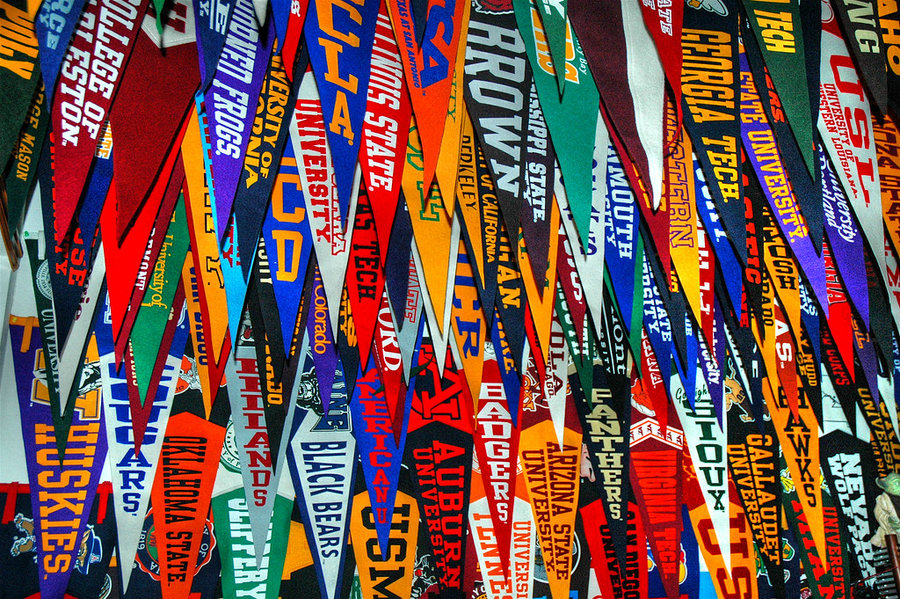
[4,83,47,240]
[513,0,599,251]
[740,0,815,176]
[0,0,41,169]
[131,195,190,404]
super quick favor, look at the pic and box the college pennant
[359,2,412,262]
[722,341,785,596]
[629,369,684,599]
[191,0,235,89]
[149,411,225,599]
[50,0,147,243]
[405,332,475,599]
[291,69,358,336]
[512,0,599,246]
[403,118,455,341]
[303,0,379,229]
[830,0,888,115]
[129,197,190,404]
[739,0,815,177]
[262,138,313,357]
[182,103,230,375]
[385,0,467,193]
[210,466,292,599]
[680,0,744,265]
[224,315,282,560]
[204,0,272,241]
[9,316,108,599]
[4,84,49,245]
[96,295,187,591]
[349,350,410,555]
[345,188,383,365]
[288,338,357,599]
[462,4,555,280]
[818,2,886,290]
[740,48,828,316]
[434,16,470,219]
[233,49,295,280]
[449,238,487,402]
[0,0,40,171]
[349,486,419,599]
[109,0,199,240]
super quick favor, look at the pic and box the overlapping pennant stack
[4,0,900,596]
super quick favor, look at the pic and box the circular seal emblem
[135,507,216,581]
[36,260,52,300]
[221,418,242,473]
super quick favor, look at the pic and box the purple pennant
[204,0,272,241]
[739,49,828,318]
[820,145,868,328]
[192,0,237,90]
[8,318,108,599]
[307,263,339,414]
[303,0,381,231]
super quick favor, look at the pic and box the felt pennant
[881,0,900,115]
[224,319,282,562]
[635,0,683,121]
[292,69,358,336]
[818,3,886,289]
[35,0,87,108]
[211,481,293,599]
[96,296,185,592]
[303,0,380,229]
[233,49,295,280]
[370,289,407,439]
[359,3,412,263]
[263,138,313,357]
[434,5,470,219]
[385,0,468,193]
[620,0,665,213]
[830,0,888,115]
[740,48,828,316]
[472,348,519,576]
[349,352,410,556]
[109,0,199,240]
[0,0,41,171]
[9,316,109,599]
[4,84,48,244]
[513,0,599,246]
[405,335,475,599]
[739,0,815,177]
[51,0,148,244]
[192,0,235,89]
[182,103,230,370]
[345,188,383,364]
[463,4,554,278]
[402,118,455,340]
[149,411,225,599]
[130,197,190,404]
[278,0,308,80]
[680,0,743,266]
[288,340,356,599]
[348,487,419,599]
[205,0,272,240]
[449,237,487,402]
[670,368,730,570]
[518,414,582,599]
[877,112,900,271]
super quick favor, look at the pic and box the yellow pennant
[404,117,454,337]
[456,111,486,279]
[181,260,213,419]
[518,201,559,366]
[350,489,419,599]
[434,0,470,218]
[450,238,487,405]
[181,106,229,368]
[518,417,582,599]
